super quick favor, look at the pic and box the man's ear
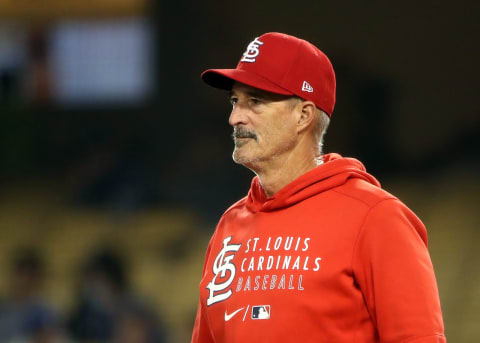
[296,101,317,134]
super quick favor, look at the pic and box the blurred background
[0,0,479,342]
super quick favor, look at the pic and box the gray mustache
[232,127,257,140]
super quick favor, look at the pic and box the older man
[191,32,446,343]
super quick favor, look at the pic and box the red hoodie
[191,154,446,343]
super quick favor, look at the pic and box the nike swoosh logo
[225,307,244,321]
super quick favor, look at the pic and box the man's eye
[230,97,238,106]
[251,98,262,105]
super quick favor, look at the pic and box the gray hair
[288,96,331,157]
[314,109,330,156]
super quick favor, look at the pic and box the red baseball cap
[201,32,336,116]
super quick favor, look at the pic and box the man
[191,32,446,342]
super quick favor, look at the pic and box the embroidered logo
[302,81,314,93]
[241,37,264,63]
[206,236,242,306]
[224,307,244,321]
[252,305,271,320]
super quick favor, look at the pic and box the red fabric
[191,154,446,343]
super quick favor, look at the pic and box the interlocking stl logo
[206,236,241,306]
[241,37,264,63]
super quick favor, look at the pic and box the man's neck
[253,150,319,198]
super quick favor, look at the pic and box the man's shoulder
[331,177,398,209]
[221,196,249,218]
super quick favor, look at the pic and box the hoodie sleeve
[191,232,215,343]
[352,198,446,343]
[191,300,214,343]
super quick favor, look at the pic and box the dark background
[0,1,479,342]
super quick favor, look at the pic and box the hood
[246,153,380,212]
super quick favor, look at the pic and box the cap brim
[201,69,293,96]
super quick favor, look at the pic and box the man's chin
[232,149,251,165]
[232,148,261,168]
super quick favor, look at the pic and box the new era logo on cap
[302,81,314,93]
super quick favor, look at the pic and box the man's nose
[228,106,249,127]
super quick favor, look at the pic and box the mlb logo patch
[251,305,271,320]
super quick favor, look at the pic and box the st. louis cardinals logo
[241,37,264,63]
[206,236,241,306]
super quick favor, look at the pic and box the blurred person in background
[67,248,167,343]
[0,248,62,343]
[191,32,446,342]
[113,301,167,343]
[0,23,26,103]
